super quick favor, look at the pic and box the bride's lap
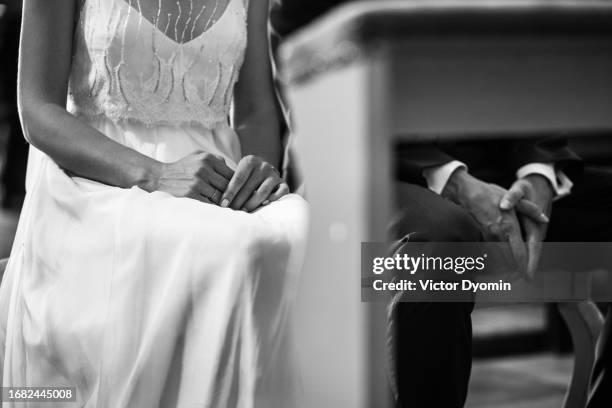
[26,162,308,296]
[54,160,306,249]
[124,190,308,286]
[136,189,308,249]
[39,150,308,249]
[26,170,308,328]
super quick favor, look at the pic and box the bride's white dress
[0,0,308,406]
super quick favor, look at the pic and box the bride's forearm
[232,0,283,171]
[235,108,282,169]
[21,101,161,191]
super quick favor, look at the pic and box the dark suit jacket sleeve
[511,136,583,178]
[395,143,457,186]
[395,135,583,187]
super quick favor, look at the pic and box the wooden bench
[280,1,612,407]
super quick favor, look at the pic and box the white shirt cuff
[516,162,573,199]
[423,161,467,195]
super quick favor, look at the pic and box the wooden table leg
[558,302,604,408]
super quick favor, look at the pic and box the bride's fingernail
[499,198,511,209]
[221,199,229,208]
[262,200,270,206]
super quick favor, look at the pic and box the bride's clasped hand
[151,152,289,211]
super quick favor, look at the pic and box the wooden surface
[281,0,612,85]
[389,37,612,138]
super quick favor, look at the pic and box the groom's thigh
[392,182,481,408]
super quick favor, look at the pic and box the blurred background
[1,1,611,407]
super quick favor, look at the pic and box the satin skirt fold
[0,117,308,407]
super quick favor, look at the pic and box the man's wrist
[441,167,471,204]
[516,163,572,198]
[423,161,467,195]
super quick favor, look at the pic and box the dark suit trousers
[391,167,612,408]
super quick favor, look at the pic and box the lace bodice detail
[68,0,248,128]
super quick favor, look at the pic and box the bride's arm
[19,0,160,190]
[233,0,281,168]
[19,0,232,203]
[223,0,288,211]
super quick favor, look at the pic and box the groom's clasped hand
[154,151,288,211]
[442,168,553,278]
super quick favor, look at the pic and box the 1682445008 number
[2,387,76,402]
